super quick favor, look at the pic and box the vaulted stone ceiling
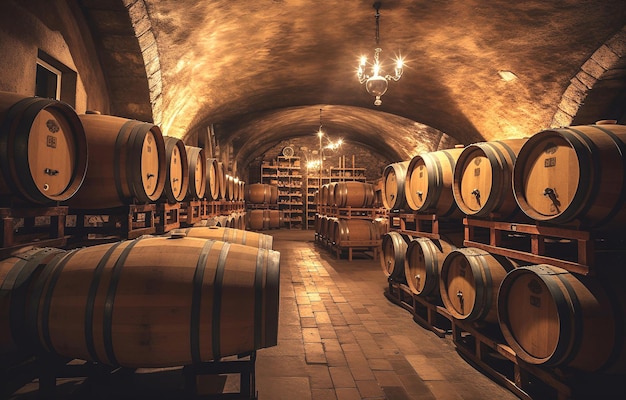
[81,0,626,167]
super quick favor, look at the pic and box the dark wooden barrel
[246,183,270,204]
[248,209,269,230]
[513,124,626,229]
[319,184,330,206]
[206,158,219,201]
[185,146,207,200]
[67,113,166,209]
[0,247,66,365]
[404,237,456,297]
[439,248,514,323]
[25,236,280,368]
[160,136,189,204]
[225,175,235,201]
[333,219,380,246]
[380,232,412,282]
[217,162,227,200]
[497,264,624,372]
[453,139,526,219]
[172,226,273,249]
[405,148,464,218]
[332,182,376,208]
[382,161,410,211]
[0,92,88,204]
[268,209,282,229]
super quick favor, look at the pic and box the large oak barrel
[1,247,66,365]
[185,146,207,200]
[382,161,410,211]
[66,113,166,209]
[497,264,624,372]
[512,124,626,229]
[439,248,514,323]
[248,209,268,231]
[206,158,219,201]
[332,181,376,208]
[246,183,271,204]
[333,219,381,246]
[225,175,235,201]
[405,148,463,218]
[269,185,278,204]
[171,226,273,249]
[0,92,88,204]
[404,237,456,297]
[217,162,227,200]
[380,232,412,282]
[453,139,526,219]
[160,137,189,204]
[26,236,280,368]
[268,209,282,229]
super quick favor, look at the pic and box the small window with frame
[35,49,77,107]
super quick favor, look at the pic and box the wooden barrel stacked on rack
[381,161,410,211]
[206,158,220,201]
[332,181,376,208]
[380,231,412,282]
[185,146,207,200]
[66,113,166,209]
[1,236,280,368]
[160,136,189,204]
[0,92,88,205]
[404,236,458,299]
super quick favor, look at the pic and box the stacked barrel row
[314,181,388,256]
[0,92,243,209]
[0,225,278,370]
[381,123,626,376]
[244,183,282,230]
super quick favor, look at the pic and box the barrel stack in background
[381,122,626,398]
[245,183,281,231]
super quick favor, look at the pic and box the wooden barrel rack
[65,204,156,242]
[155,201,181,234]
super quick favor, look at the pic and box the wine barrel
[513,124,626,229]
[380,232,412,282]
[333,219,380,246]
[160,137,189,204]
[0,92,88,204]
[319,184,330,206]
[453,139,526,219]
[172,226,273,249]
[206,158,219,201]
[332,181,376,208]
[404,237,456,297]
[405,148,464,218]
[0,247,66,365]
[67,113,166,209]
[382,161,410,211]
[185,146,207,200]
[372,217,390,237]
[268,209,282,229]
[439,248,514,323]
[498,264,624,372]
[217,162,227,200]
[248,209,269,230]
[269,185,278,204]
[26,236,280,368]
[225,175,235,201]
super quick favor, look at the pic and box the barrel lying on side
[404,237,456,298]
[332,181,376,208]
[172,226,273,249]
[160,136,189,204]
[0,92,88,204]
[185,146,207,200]
[21,236,280,368]
[380,232,412,282]
[66,113,166,209]
[382,161,410,211]
[206,158,220,201]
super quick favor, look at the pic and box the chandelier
[357,1,403,106]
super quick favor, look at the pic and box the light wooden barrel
[404,237,456,297]
[173,226,273,249]
[160,137,189,204]
[248,209,269,230]
[380,232,412,282]
[238,181,246,201]
[439,248,514,323]
[332,182,376,208]
[67,113,166,209]
[269,185,278,204]
[268,209,282,229]
[246,183,271,204]
[319,184,330,206]
[25,236,280,368]
[497,264,624,372]
[405,148,464,218]
[453,139,526,219]
[513,124,626,229]
[0,92,88,204]
[0,247,66,365]
[206,158,219,201]
[333,219,380,246]
[225,175,235,201]
[382,161,410,211]
[217,162,227,200]
[185,146,206,200]
[372,217,390,237]
[321,216,338,241]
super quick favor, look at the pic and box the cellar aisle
[258,229,518,400]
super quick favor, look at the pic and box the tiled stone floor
[256,229,518,400]
[5,228,519,399]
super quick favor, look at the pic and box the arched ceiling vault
[75,0,626,168]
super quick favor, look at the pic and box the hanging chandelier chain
[374,2,381,45]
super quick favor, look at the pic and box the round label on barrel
[459,153,492,212]
[505,273,559,359]
[28,109,75,196]
[521,136,579,217]
[408,161,428,209]
[141,131,160,197]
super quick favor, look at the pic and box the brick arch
[552,26,626,127]
[79,0,162,124]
